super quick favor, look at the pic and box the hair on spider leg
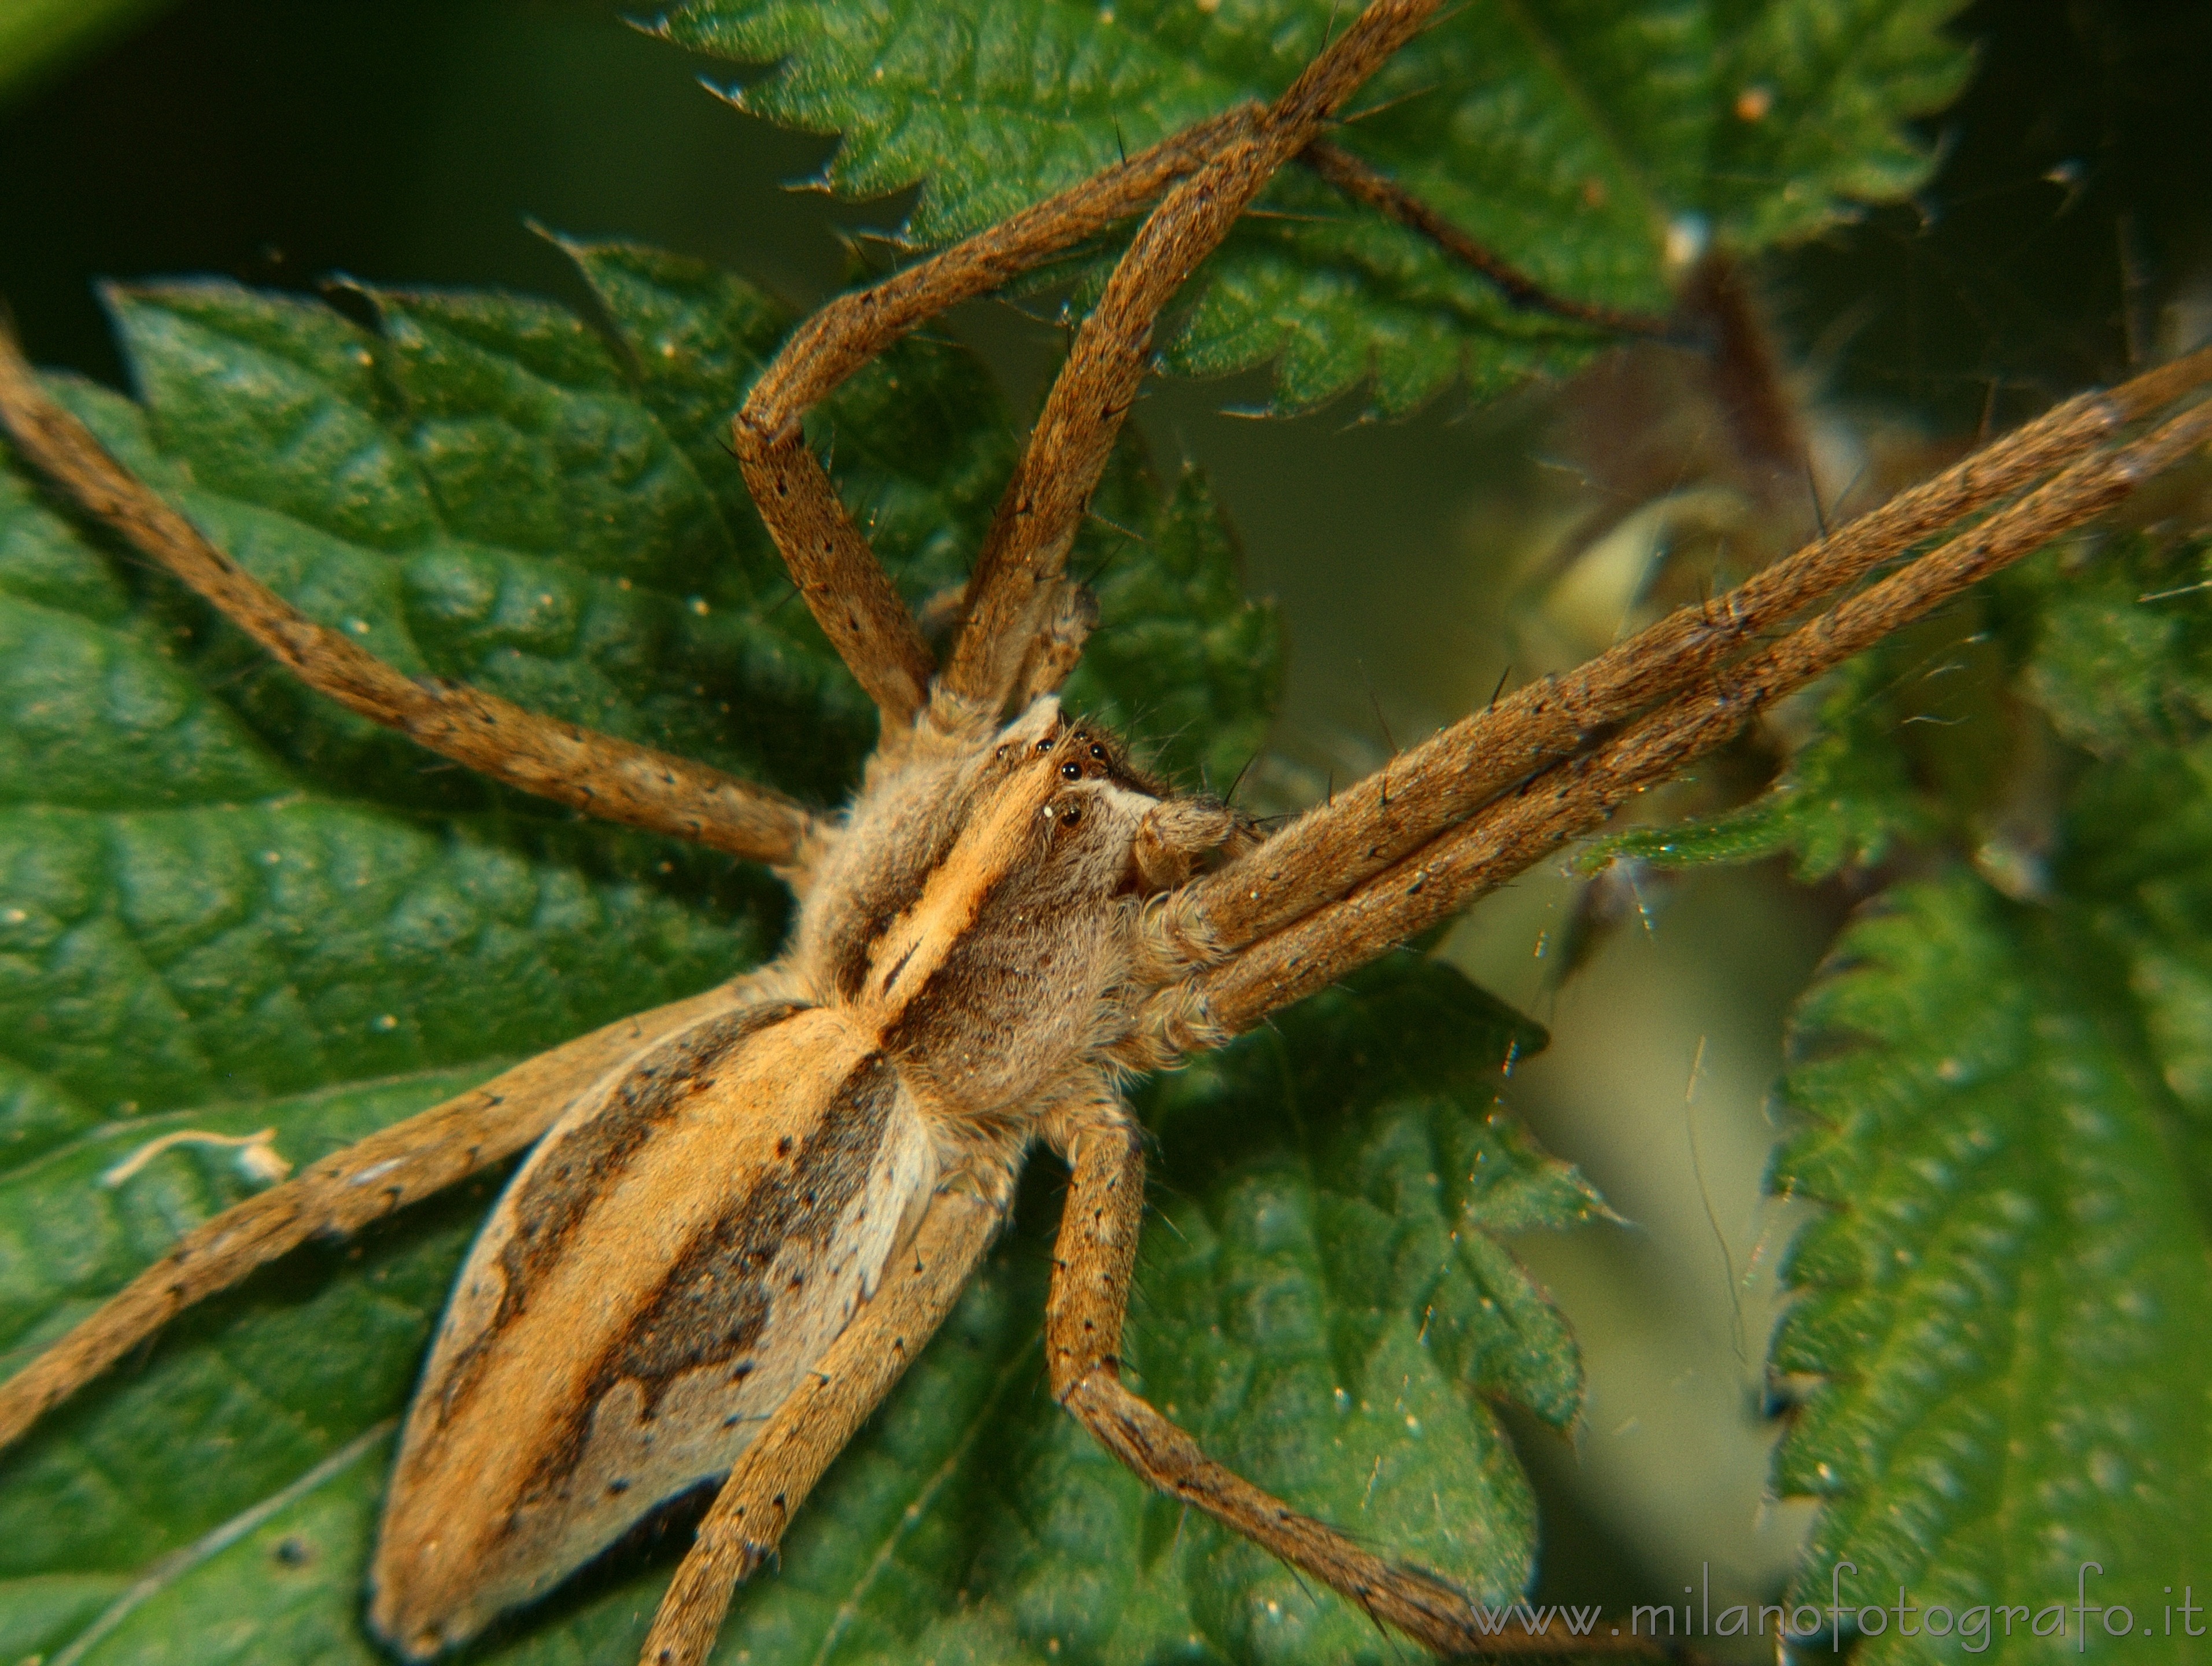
[182,652,279,698]
[1149,715,1203,764]
[1331,78,1447,127]
[1541,859,1674,993]
[1357,661,1402,758]
[1074,528,1140,592]
[1168,1499,1195,1577]
[1354,664,1404,809]
[1803,451,1830,539]
[1221,749,1261,810]
[820,224,905,283]
[1239,207,1356,228]
[1679,1036,1752,1377]
[1279,1559,1377,1651]
[1824,456,1876,525]
[1974,371,2004,451]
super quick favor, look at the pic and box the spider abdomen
[368,997,936,1659]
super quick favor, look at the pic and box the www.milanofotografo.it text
[1574,1562,2207,1651]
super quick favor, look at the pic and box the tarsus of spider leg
[0,989,743,1454]
[1045,1112,1668,1660]
[1298,139,1675,338]
[1187,390,2212,1040]
[1173,342,2212,960]
[1068,1375,1668,1657]
[725,106,1260,733]
[936,0,1442,724]
[0,329,823,869]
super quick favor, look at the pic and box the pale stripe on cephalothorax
[858,749,1058,1019]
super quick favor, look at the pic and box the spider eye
[1090,743,1107,761]
[1059,807,1081,827]
[1059,761,1081,780]
[1035,737,1055,752]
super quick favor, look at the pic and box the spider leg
[1175,386,2212,1043]
[1041,1099,1656,1657]
[933,0,1442,729]
[0,331,824,868]
[730,108,1270,737]
[0,982,749,1453]
[637,1183,1002,1666]
[1158,344,2212,978]
[1298,138,1674,338]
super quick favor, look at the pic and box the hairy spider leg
[1041,1097,1655,1658]
[637,1185,1001,1666]
[729,105,1269,733]
[1180,383,2212,1040]
[0,984,756,1449]
[1157,342,2212,985]
[0,332,821,869]
[935,0,1443,727]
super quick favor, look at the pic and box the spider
[2,1,2210,1662]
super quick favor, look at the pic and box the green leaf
[0,248,1593,1663]
[1769,874,2212,1660]
[1756,537,2212,1658]
[657,0,1974,413]
[1566,527,2212,1655]
[2014,536,2212,757]
[1589,647,1953,882]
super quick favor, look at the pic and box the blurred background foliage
[3,0,2210,1653]
[0,0,172,109]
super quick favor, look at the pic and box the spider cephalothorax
[1,0,2208,1661]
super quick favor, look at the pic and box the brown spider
[2,2,2210,1662]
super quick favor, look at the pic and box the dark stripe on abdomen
[498,1001,807,1300]
[432,1001,807,1432]
[517,1048,903,1506]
